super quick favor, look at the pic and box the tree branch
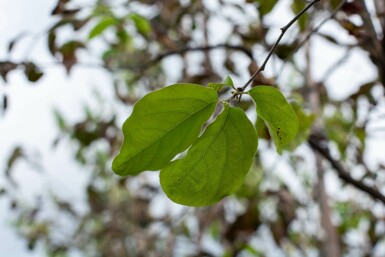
[279,0,347,74]
[240,0,320,91]
[356,0,385,88]
[149,44,254,66]
[308,133,385,204]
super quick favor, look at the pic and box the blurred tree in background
[1,0,385,256]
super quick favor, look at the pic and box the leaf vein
[117,102,215,170]
[173,108,229,190]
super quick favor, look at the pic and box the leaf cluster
[113,83,298,206]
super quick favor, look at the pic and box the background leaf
[287,102,315,150]
[160,105,258,206]
[88,17,117,40]
[249,86,298,154]
[291,0,309,31]
[208,76,235,91]
[255,0,277,16]
[23,62,44,82]
[112,84,218,176]
[129,13,151,36]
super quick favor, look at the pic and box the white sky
[0,1,115,256]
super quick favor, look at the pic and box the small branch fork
[240,0,320,92]
[308,134,385,204]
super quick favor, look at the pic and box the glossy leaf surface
[249,86,298,154]
[160,105,258,206]
[112,84,218,176]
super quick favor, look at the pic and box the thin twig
[127,44,253,82]
[279,0,347,75]
[308,134,385,204]
[240,0,320,91]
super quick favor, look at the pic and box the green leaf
[255,116,270,140]
[208,76,235,91]
[24,62,44,82]
[160,105,258,206]
[88,17,118,40]
[54,109,67,130]
[255,0,277,15]
[112,84,218,176]
[291,0,308,31]
[287,102,315,150]
[249,86,298,154]
[129,13,151,36]
[224,76,234,88]
[207,83,226,91]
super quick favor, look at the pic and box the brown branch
[115,44,253,84]
[61,44,253,72]
[149,44,254,65]
[240,0,320,91]
[356,0,385,88]
[373,0,385,30]
[279,0,347,73]
[39,44,254,72]
[308,134,385,204]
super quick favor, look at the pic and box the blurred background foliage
[1,0,385,256]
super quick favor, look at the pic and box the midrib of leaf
[211,113,244,199]
[228,113,247,171]
[210,111,250,200]
[172,107,229,190]
[210,125,229,199]
[116,102,216,170]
